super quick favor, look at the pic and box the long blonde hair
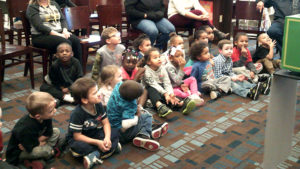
[29,0,50,5]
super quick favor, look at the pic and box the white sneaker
[189,94,204,106]
[63,94,74,103]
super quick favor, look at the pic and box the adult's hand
[256,1,264,13]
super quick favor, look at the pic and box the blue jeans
[136,18,175,50]
[119,111,153,143]
[231,81,256,97]
[267,21,283,56]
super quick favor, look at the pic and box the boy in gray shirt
[91,27,125,81]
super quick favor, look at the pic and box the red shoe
[133,135,160,151]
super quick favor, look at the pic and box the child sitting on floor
[68,77,120,169]
[107,80,168,151]
[232,32,264,83]
[91,27,125,81]
[165,46,204,106]
[40,42,82,106]
[190,41,231,100]
[133,34,152,60]
[253,33,281,74]
[142,48,196,117]
[213,40,271,100]
[6,92,61,167]
[98,65,122,107]
[121,48,145,81]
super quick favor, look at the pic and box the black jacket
[125,0,165,27]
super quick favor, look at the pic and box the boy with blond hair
[68,77,120,169]
[91,27,125,81]
[6,92,61,166]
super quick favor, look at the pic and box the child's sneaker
[133,134,160,151]
[261,76,272,95]
[189,94,204,106]
[151,122,168,139]
[181,98,196,115]
[248,82,262,100]
[83,150,103,169]
[210,91,221,100]
[157,104,173,117]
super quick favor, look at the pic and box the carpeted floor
[1,41,300,169]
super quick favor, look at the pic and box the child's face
[172,36,184,49]
[220,44,233,58]
[107,31,121,45]
[110,69,122,88]
[39,100,56,120]
[235,35,248,49]
[197,47,210,61]
[170,50,184,67]
[86,85,101,104]
[123,55,138,73]
[147,50,162,70]
[56,44,73,63]
[197,32,209,44]
[205,27,214,41]
[139,39,151,54]
[258,33,270,46]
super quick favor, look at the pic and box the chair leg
[24,58,29,77]
[81,44,88,74]
[0,59,3,100]
[27,53,35,89]
[1,60,5,82]
[17,31,22,45]
[42,52,48,78]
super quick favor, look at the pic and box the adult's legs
[267,21,284,56]
[155,18,175,50]
[136,19,159,47]
[32,34,82,63]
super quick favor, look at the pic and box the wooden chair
[63,6,101,74]
[0,9,34,100]
[233,0,264,41]
[19,11,52,78]
[97,4,141,47]
[6,0,28,45]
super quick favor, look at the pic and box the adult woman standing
[125,0,175,50]
[168,0,229,40]
[26,0,82,63]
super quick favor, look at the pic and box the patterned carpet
[1,53,300,169]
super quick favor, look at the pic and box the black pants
[68,128,119,157]
[40,83,64,100]
[32,34,82,64]
[147,86,182,111]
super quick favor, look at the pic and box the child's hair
[234,32,248,43]
[119,80,143,101]
[100,65,120,86]
[133,34,150,51]
[218,39,232,50]
[189,30,207,46]
[26,92,55,116]
[198,25,211,32]
[142,47,160,66]
[56,42,72,51]
[168,46,184,57]
[189,41,208,61]
[169,32,181,46]
[71,77,97,104]
[101,27,118,44]
[122,48,139,63]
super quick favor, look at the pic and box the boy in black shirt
[40,42,83,106]
[6,92,60,166]
[253,33,281,74]
[68,77,120,169]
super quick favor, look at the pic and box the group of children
[1,25,281,169]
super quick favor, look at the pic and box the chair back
[97,4,122,30]
[6,0,28,26]
[63,6,91,35]
[234,0,263,32]
[0,9,6,50]
[19,10,32,46]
